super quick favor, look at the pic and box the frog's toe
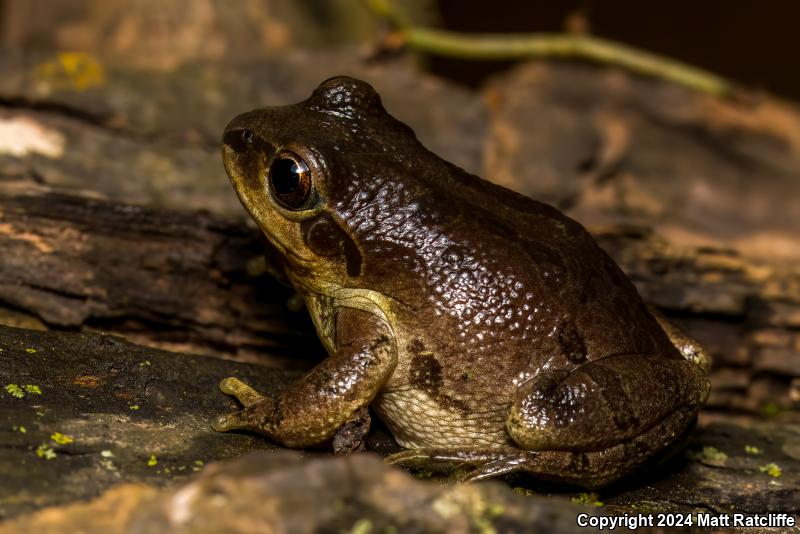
[211,401,272,433]
[455,454,532,483]
[385,447,519,477]
[211,412,240,433]
[218,377,266,407]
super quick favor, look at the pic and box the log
[1,179,797,413]
[1,324,797,531]
[0,176,323,367]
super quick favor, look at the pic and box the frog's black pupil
[271,158,300,194]
[241,129,254,143]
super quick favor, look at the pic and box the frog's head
[222,76,435,294]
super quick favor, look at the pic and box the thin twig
[362,0,735,97]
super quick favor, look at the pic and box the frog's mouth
[257,228,324,287]
[258,232,303,273]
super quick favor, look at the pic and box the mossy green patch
[25,348,37,354]
[147,455,158,467]
[688,445,728,466]
[571,492,604,507]
[346,518,372,534]
[744,445,763,455]
[129,404,140,411]
[761,402,780,418]
[6,384,24,398]
[6,384,42,398]
[759,462,782,478]
[487,503,505,517]
[12,425,26,433]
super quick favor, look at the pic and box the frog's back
[375,158,682,419]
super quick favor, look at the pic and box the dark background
[433,1,800,99]
[2,0,799,100]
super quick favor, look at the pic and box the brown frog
[214,76,710,488]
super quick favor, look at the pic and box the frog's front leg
[213,307,396,448]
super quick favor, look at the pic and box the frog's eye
[268,152,312,210]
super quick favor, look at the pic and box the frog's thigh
[507,354,707,453]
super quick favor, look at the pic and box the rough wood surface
[1,180,797,414]
[0,324,293,520]
[1,324,797,532]
[0,176,323,366]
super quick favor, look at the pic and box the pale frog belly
[373,387,512,449]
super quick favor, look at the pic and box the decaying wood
[1,180,797,413]
[0,324,295,520]
[0,177,324,366]
[1,324,797,529]
[595,227,800,413]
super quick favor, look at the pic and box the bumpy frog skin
[214,77,710,488]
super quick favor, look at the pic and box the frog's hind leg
[388,353,708,487]
[503,353,708,486]
[386,403,699,488]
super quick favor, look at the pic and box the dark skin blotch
[302,214,363,277]
[408,341,470,414]
[558,323,587,364]
[409,354,443,393]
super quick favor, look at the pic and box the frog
[213,76,711,488]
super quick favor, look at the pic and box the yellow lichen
[147,455,158,467]
[36,444,56,460]
[35,52,106,92]
[25,348,37,354]
[51,432,74,445]
[759,463,782,478]
[5,384,24,398]
[571,492,604,507]
[23,384,41,395]
[744,445,763,455]
[688,446,728,466]
[129,405,140,411]
[346,519,372,534]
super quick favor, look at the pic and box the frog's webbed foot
[385,447,531,482]
[212,377,274,433]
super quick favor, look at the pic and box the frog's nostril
[223,129,257,153]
